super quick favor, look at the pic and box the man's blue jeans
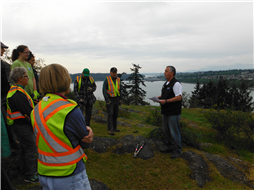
[39,169,91,190]
[162,115,182,153]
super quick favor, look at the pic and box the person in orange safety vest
[102,67,121,135]
[30,64,94,190]
[6,67,38,183]
[74,68,96,127]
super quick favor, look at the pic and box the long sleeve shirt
[64,106,90,175]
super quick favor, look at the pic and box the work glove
[119,100,122,106]
[79,99,84,103]
[33,90,40,100]
[87,87,92,92]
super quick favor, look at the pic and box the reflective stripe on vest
[6,85,34,125]
[106,76,120,97]
[77,76,94,93]
[31,94,87,176]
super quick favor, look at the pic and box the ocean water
[70,81,254,107]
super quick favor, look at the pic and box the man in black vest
[157,66,182,159]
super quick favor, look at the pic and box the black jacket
[8,90,33,125]
[160,77,181,116]
[1,60,11,98]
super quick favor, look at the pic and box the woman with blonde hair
[30,64,93,190]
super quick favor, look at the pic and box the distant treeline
[155,69,254,88]
[178,78,254,88]
[70,73,132,82]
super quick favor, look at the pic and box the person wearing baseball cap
[0,41,15,189]
[74,68,97,127]
[102,67,121,135]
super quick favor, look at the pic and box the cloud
[1,1,253,73]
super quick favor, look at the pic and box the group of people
[1,41,183,189]
[73,66,122,136]
[1,42,94,189]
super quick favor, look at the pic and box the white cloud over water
[1,1,253,74]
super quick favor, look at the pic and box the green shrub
[204,109,254,151]
[145,108,162,126]
[146,126,164,140]
[180,122,202,149]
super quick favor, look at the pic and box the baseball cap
[110,67,117,73]
[83,68,90,77]
[1,42,8,48]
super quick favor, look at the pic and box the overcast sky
[1,0,253,74]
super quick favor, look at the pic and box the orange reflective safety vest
[30,94,87,177]
[76,75,94,93]
[106,76,120,97]
[6,85,34,125]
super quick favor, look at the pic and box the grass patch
[12,104,254,189]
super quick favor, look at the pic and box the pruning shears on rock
[133,141,145,157]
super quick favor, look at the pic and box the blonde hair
[39,64,71,96]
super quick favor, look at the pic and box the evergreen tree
[190,79,254,112]
[215,78,230,109]
[189,80,201,108]
[126,63,149,105]
[234,80,253,112]
[117,72,131,105]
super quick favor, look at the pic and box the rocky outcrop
[205,153,254,189]
[90,137,118,153]
[91,135,155,160]
[181,151,211,188]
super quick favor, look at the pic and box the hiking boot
[113,129,120,132]
[170,152,181,159]
[24,175,39,183]
[109,131,114,135]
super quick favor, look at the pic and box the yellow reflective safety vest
[6,85,34,125]
[106,76,120,97]
[76,75,94,93]
[30,94,87,177]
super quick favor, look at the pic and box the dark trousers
[1,166,16,190]
[106,97,119,131]
[80,103,93,127]
[12,123,37,179]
